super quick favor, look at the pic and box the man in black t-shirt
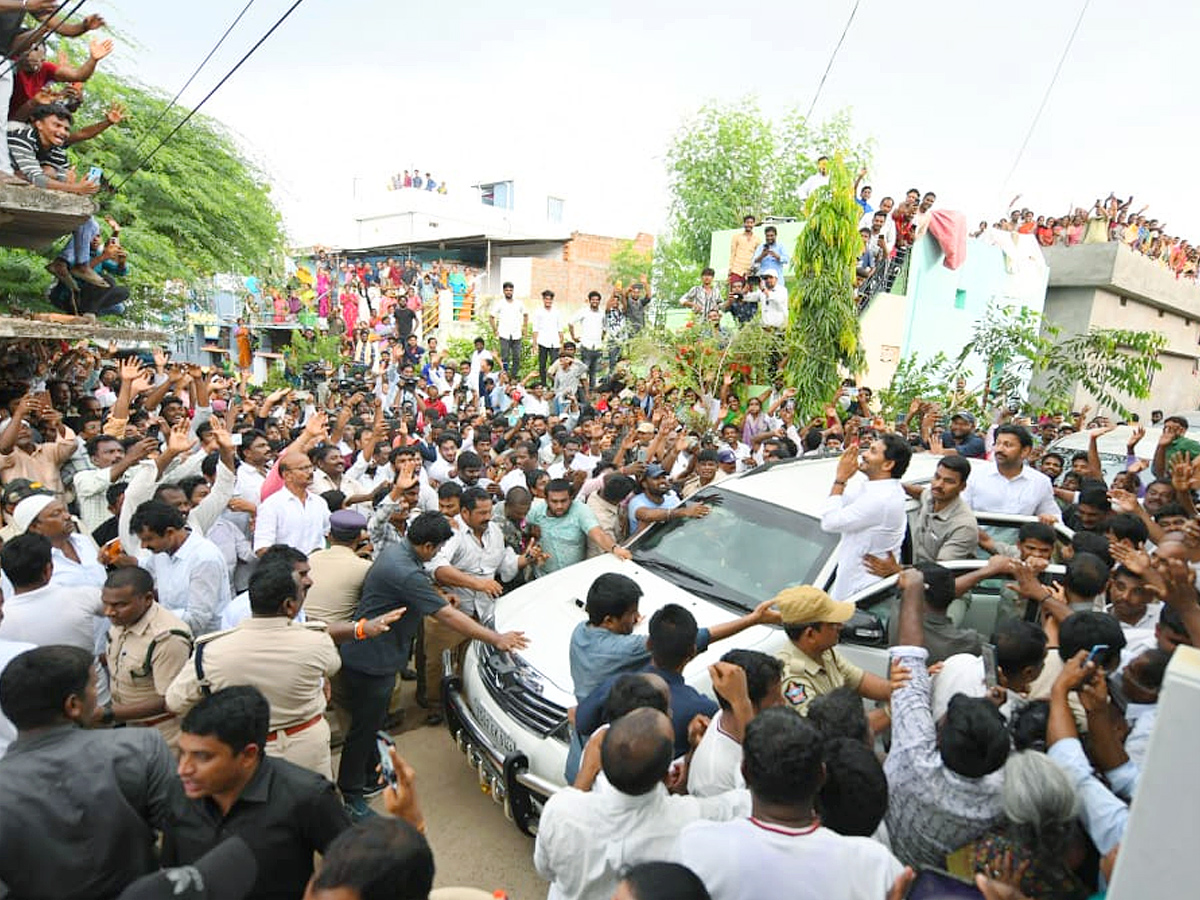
[335,512,528,820]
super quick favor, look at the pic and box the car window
[632,491,838,612]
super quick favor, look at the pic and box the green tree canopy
[0,70,286,313]
[663,100,872,265]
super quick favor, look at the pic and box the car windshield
[630,490,838,612]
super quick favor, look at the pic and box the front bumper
[441,647,561,836]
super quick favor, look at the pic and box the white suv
[441,453,1071,834]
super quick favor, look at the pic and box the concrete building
[1041,242,1200,416]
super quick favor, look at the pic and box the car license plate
[470,695,517,754]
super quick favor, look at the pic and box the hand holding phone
[376,730,398,788]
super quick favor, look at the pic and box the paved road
[354,699,548,899]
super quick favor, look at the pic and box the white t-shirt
[0,583,104,653]
[532,307,563,349]
[571,307,605,349]
[493,297,526,340]
[0,638,35,758]
[686,710,745,798]
[761,284,788,327]
[676,818,905,900]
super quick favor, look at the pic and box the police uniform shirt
[305,545,371,624]
[164,617,341,730]
[107,603,192,745]
[776,642,865,715]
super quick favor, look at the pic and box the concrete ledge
[0,314,167,342]
[1044,243,1200,318]
[0,182,95,250]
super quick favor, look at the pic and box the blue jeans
[500,337,522,378]
[59,217,99,266]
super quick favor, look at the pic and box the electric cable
[1001,0,1092,188]
[127,0,258,160]
[112,0,307,192]
[804,0,863,121]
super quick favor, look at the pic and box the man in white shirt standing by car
[964,424,1061,520]
[820,435,911,600]
[535,707,748,900]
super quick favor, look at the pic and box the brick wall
[525,231,655,318]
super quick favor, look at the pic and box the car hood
[494,555,780,698]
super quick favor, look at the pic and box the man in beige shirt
[99,565,192,749]
[165,556,342,779]
[0,394,78,496]
[585,473,636,558]
[728,214,760,287]
[305,510,372,624]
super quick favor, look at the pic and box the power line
[127,0,258,161]
[804,0,863,121]
[1002,0,1092,189]
[113,0,307,192]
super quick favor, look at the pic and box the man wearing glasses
[253,452,330,555]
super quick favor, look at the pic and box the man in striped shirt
[7,102,105,292]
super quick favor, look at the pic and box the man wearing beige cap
[773,585,891,723]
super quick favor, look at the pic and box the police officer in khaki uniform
[99,566,192,749]
[774,585,892,727]
[165,556,343,780]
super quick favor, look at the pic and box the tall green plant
[781,156,864,417]
[959,303,1166,417]
[663,100,872,265]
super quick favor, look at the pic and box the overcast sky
[100,0,1199,247]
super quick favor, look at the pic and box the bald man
[535,707,749,900]
[253,452,330,555]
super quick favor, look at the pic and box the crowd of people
[387,169,448,194]
[972,193,1200,280]
[0,313,1197,899]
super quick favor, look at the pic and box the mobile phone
[1084,644,1110,667]
[86,165,103,184]
[981,643,998,689]
[230,433,242,447]
[376,731,398,788]
[905,868,984,899]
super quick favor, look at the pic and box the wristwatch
[101,703,115,725]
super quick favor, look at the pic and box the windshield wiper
[635,556,714,586]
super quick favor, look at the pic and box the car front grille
[476,647,570,740]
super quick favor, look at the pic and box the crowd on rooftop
[0,5,134,317]
[972,194,1200,280]
[387,169,448,194]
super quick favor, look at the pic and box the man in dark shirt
[164,685,351,900]
[939,411,987,458]
[886,562,983,663]
[336,512,528,819]
[0,645,175,900]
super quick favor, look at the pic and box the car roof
[713,452,951,516]
[1049,422,1200,459]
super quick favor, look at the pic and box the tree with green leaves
[606,239,652,292]
[654,100,871,325]
[0,70,286,315]
[781,156,864,418]
[963,302,1166,418]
